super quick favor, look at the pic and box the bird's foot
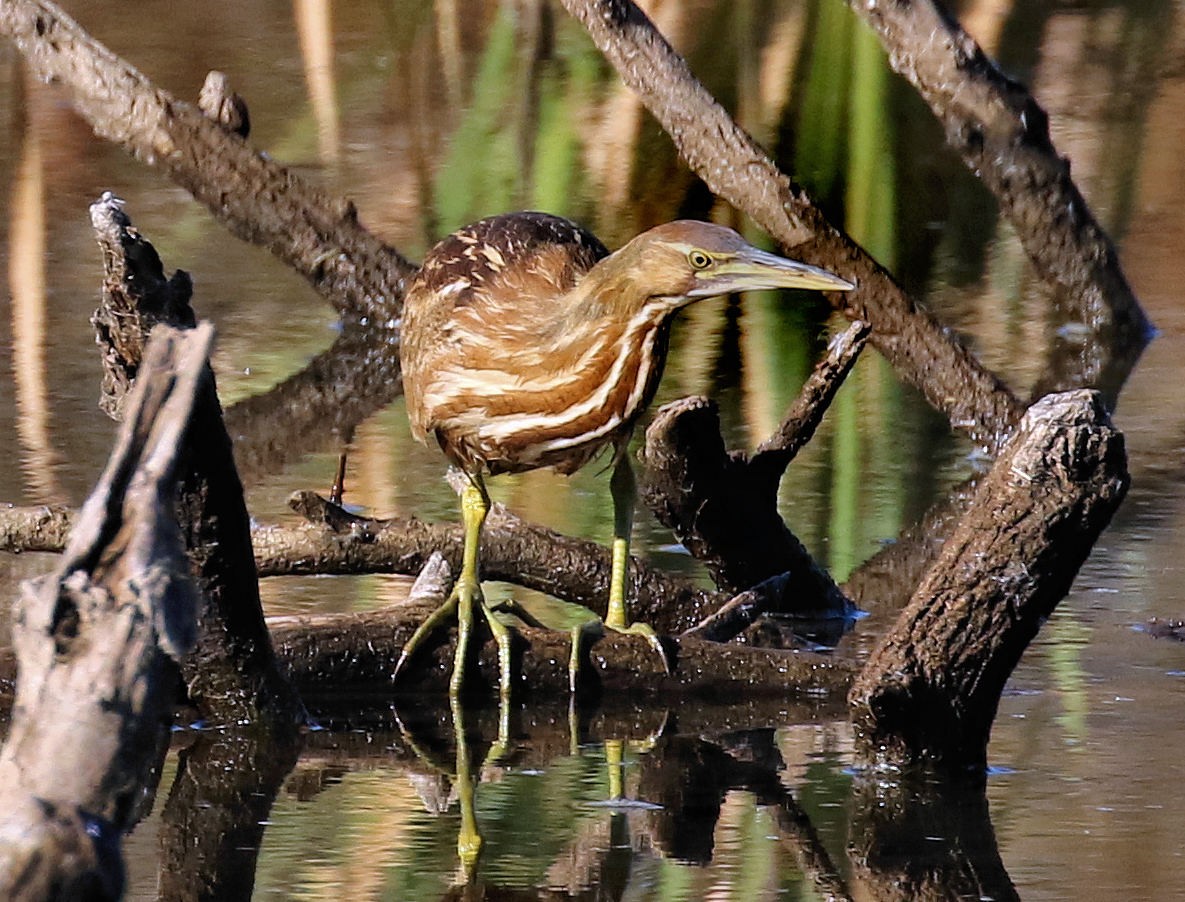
[393,577,515,703]
[604,619,672,676]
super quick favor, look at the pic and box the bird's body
[396,211,853,699]
[404,212,680,477]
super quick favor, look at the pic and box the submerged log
[0,326,208,900]
[848,390,1129,770]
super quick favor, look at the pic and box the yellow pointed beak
[687,245,854,297]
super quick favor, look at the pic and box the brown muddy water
[1,1,1184,899]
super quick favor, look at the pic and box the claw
[605,620,672,676]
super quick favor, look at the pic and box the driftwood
[0,326,209,900]
[90,194,302,726]
[849,390,1129,769]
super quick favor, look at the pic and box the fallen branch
[848,390,1129,770]
[276,491,719,634]
[0,325,208,899]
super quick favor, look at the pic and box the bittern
[395,212,853,698]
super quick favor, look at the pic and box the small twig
[751,319,871,481]
[680,573,791,643]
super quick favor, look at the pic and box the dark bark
[278,490,720,635]
[638,321,868,614]
[560,0,1025,451]
[0,0,415,323]
[848,771,1019,902]
[90,194,302,726]
[847,0,1151,394]
[848,390,1129,770]
[269,596,855,704]
[0,326,207,900]
[640,397,850,615]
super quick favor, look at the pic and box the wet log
[560,0,1025,451]
[847,0,1151,393]
[0,0,414,323]
[639,321,869,615]
[90,194,303,725]
[267,552,855,705]
[849,390,1129,770]
[0,326,207,901]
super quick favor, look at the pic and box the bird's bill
[696,247,854,295]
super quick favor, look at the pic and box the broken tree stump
[0,326,209,900]
[89,193,303,727]
[848,390,1129,771]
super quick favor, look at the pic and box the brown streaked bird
[395,212,853,699]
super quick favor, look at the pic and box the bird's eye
[688,250,712,270]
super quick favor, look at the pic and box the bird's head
[601,220,853,309]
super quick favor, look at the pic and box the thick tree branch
[848,390,1129,770]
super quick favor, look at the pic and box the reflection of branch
[850,390,1128,769]
[0,0,415,321]
[222,325,402,484]
[847,0,1151,391]
[560,0,1024,451]
[848,770,1020,902]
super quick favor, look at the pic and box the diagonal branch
[560,0,1024,451]
[0,0,414,322]
[846,0,1152,383]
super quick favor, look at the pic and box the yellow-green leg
[607,454,671,673]
[394,473,515,702]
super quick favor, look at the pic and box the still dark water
[1,0,1184,899]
